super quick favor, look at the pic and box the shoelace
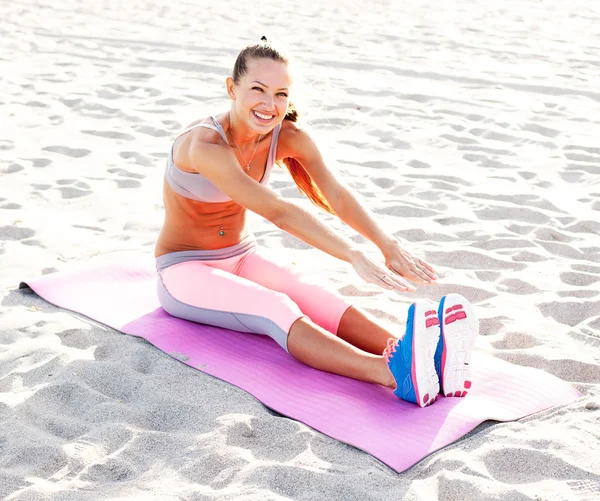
[383,337,398,363]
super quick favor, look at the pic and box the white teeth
[254,111,273,120]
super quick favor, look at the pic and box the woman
[154,38,478,407]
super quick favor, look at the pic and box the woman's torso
[155,113,285,257]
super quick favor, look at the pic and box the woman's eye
[278,93,288,97]
[252,87,263,91]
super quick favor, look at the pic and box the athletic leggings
[156,235,353,352]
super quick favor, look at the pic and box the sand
[1,0,599,499]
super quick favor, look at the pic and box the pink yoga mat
[20,257,581,473]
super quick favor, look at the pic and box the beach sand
[1,0,599,499]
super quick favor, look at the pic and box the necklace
[229,116,262,172]
[220,116,262,237]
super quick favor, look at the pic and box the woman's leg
[336,305,400,355]
[237,248,400,355]
[158,259,395,387]
[287,317,395,387]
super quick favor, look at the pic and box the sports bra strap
[175,117,229,144]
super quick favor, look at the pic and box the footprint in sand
[2,163,24,174]
[375,205,439,218]
[407,159,431,169]
[42,146,91,158]
[511,250,548,262]
[572,264,600,274]
[561,171,587,183]
[80,458,138,483]
[0,201,21,210]
[496,278,540,295]
[536,240,586,260]
[82,130,135,141]
[426,250,525,271]
[440,133,479,145]
[436,216,473,225]
[133,125,170,138]
[29,158,53,168]
[562,220,600,236]
[491,331,540,350]
[483,447,592,484]
[108,168,145,180]
[119,151,154,167]
[56,179,92,199]
[521,123,561,138]
[472,238,535,251]
[560,272,599,287]
[558,290,598,299]
[534,228,574,242]
[0,226,35,241]
[475,271,501,282]
[478,316,511,336]
[115,179,142,189]
[475,206,550,225]
[538,300,600,327]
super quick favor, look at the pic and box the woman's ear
[226,77,236,100]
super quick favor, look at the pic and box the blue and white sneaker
[384,300,441,407]
[434,294,479,397]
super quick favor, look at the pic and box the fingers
[380,273,416,292]
[416,258,438,281]
[407,266,432,284]
[390,259,438,285]
[390,264,430,285]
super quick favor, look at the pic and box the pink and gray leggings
[156,235,353,352]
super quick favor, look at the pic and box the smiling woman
[153,37,478,408]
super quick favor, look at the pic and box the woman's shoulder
[173,114,229,169]
[278,119,317,159]
[181,113,228,146]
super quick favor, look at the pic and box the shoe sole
[438,294,478,397]
[410,300,442,407]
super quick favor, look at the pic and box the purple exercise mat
[20,257,581,473]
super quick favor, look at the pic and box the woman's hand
[383,242,438,286]
[350,250,417,292]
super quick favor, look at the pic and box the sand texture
[1,0,599,499]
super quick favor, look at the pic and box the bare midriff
[154,119,275,257]
[154,184,250,257]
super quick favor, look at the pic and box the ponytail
[280,103,335,215]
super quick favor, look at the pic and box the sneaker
[384,299,441,407]
[434,294,479,397]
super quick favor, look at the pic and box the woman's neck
[228,112,262,145]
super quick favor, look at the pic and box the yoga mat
[19,256,581,473]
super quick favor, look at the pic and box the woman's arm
[283,125,438,285]
[188,137,414,291]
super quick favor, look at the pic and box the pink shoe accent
[445,311,467,325]
[425,310,437,317]
[383,338,397,363]
[454,391,462,397]
[423,393,429,404]
[426,317,440,328]
[465,381,472,389]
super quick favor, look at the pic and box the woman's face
[229,57,292,133]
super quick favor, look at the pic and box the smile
[253,110,275,121]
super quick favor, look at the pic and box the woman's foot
[434,294,479,397]
[384,300,441,407]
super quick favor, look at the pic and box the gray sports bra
[164,115,281,203]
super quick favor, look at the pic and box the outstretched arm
[187,135,414,292]
[286,126,438,285]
